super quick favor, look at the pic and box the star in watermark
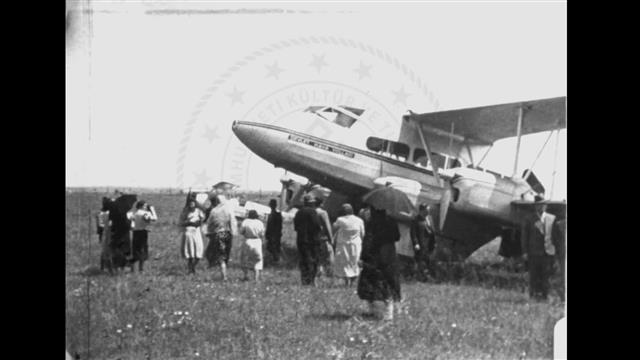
[226,86,245,106]
[202,125,219,143]
[310,54,328,73]
[193,169,211,188]
[354,61,372,80]
[265,61,285,80]
[392,86,411,105]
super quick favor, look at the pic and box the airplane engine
[442,168,522,226]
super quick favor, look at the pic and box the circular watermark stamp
[177,35,440,190]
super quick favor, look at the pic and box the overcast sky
[66,1,566,198]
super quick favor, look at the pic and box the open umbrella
[362,186,416,218]
[113,194,137,216]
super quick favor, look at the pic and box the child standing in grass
[240,210,265,281]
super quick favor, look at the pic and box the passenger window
[412,148,450,169]
[413,149,428,166]
[366,137,410,161]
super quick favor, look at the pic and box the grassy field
[66,192,565,360]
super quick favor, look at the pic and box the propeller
[439,187,452,231]
[280,180,288,212]
[522,169,545,195]
[279,171,293,212]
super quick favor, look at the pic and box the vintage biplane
[231,98,566,260]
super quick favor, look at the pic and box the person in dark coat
[411,203,436,282]
[293,194,322,286]
[357,206,401,320]
[102,194,137,273]
[265,199,283,263]
[521,196,557,300]
[552,218,566,301]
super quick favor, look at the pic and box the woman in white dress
[240,210,265,282]
[332,204,365,287]
[179,200,205,274]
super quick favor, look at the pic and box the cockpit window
[366,137,410,161]
[304,106,363,128]
[365,137,386,152]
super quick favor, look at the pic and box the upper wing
[406,97,566,145]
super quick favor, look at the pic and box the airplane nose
[231,120,252,146]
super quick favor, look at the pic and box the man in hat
[293,194,322,286]
[520,195,557,300]
[411,203,436,281]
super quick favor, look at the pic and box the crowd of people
[96,190,564,321]
[97,196,157,274]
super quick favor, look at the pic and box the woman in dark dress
[357,206,401,320]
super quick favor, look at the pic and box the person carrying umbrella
[357,186,415,320]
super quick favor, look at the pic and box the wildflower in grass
[116,329,122,334]
[126,324,132,329]
[452,323,457,328]
[194,352,200,357]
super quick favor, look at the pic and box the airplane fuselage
[231,120,531,229]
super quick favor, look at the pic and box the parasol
[362,186,416,218]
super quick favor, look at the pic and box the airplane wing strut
[416,121,442,186]
[512,106,524,177]
[522,128,556,183]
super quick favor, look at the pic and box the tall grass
[66,192,564,359]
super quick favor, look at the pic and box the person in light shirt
[332,204,364,287]
[180,199,206,274]
[127,200,158,273]
[204,195,238,281]
[96,197,110,244]
[239,210,265,282]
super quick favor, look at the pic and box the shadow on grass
[306,311,377,322]
[76,265,129,277]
